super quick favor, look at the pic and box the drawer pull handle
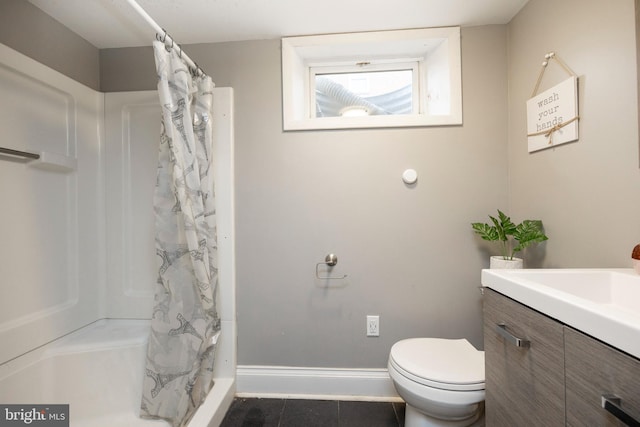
[602,394,640,427]
[496,323,530,348]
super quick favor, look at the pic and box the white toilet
[388,338,485,427]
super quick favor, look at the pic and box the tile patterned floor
[220,398,405,427]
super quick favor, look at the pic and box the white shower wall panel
[0,43,104,364]
[104,91,160,318]
[104,89,236,326]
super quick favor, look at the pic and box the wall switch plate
[366,315,379,337]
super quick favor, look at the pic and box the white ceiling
[28,0,529,49]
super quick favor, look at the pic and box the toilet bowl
[388,338,485,427]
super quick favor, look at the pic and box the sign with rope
[526,52,579,152]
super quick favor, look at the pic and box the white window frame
[282,27,462,131]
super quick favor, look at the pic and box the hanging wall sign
[526,75,579,152]
[525,52,579,153]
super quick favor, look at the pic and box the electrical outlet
[366,315,379,337]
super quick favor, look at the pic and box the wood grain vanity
[484,288,640,426]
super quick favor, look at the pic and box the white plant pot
[490,256,524,269]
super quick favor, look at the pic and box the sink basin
[482,268,640,358]
[494,269,640,314]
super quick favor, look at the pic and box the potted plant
[471,210,548,268]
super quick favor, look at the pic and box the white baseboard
[235,365,401,401]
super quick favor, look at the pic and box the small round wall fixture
[402,169,418,185]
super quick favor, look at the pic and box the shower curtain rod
[124,0,206,77]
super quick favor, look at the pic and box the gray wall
[0,0,100,90]
[507,0,640,268]
[100,47,156,92]
[98,28,509,368]
[200,27,508,367]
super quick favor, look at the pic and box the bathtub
[0,319,235,427]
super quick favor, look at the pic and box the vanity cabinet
[565,327,640,426]
[484,289,640,426]
[483,289,565,426]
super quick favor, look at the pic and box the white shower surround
[0,320,235,426]
[0,42,236,425]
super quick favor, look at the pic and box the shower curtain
[140,41,220,427]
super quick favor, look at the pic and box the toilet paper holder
[315,254,348,280]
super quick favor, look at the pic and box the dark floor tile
[392,402,405,427]
[280,399,339,427]
[219,397,285,427]
[338,401,401,427]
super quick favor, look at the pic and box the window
[282,27,462,131]
[313,65,417,118]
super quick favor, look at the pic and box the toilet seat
[389,338,484,392]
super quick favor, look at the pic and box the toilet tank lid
[390,338,484,386]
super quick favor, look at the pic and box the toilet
[388,338,485,427]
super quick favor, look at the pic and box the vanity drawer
[565,327,640,426]
[483,289,565,426]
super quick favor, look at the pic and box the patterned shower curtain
[140,41,220,427]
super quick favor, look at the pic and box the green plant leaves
[512,220,549,254]
[492,210,517,242]
[471,222,499,241]
[471,210,548,260]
